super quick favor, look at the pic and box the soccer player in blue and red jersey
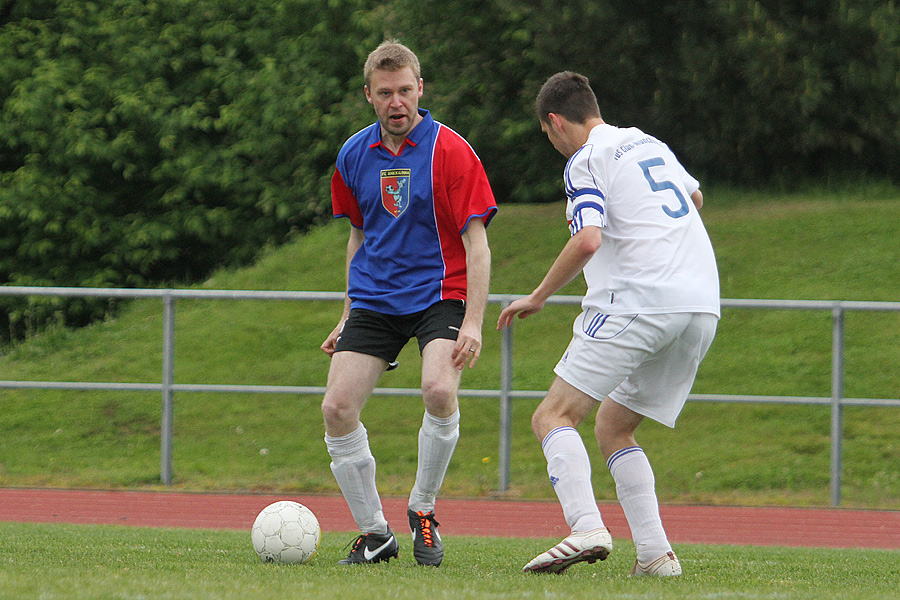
[320,41,497,567]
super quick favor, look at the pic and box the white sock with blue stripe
[607,446,671,562]
[542,426,605,533]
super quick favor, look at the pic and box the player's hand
[451,323,482,370]
[320,321,345,356]
[497,295,545,330]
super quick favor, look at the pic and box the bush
[2,0,898,342]
[0,0,378,341]
[386,0,900,193]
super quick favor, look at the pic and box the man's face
[365,66,423,140]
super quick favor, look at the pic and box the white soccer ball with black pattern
[251,501,320,564]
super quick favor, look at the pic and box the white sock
[542,426,605,533]
[325,424,388,534]
[408,410,460,514]
[607,446,671,562]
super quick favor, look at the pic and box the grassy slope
[1,185,899,507]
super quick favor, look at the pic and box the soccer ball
[251,500,320,564]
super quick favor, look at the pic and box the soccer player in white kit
[497,71,720,577]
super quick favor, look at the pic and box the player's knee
[321,398,357,430]
[594,418,615,449]
[531,405,557,441]
[530,411,544,440]
[594,418,636,459]
[421,379,457,412]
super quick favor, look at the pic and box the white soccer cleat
[630,551,682,577]
[522,527,612,574]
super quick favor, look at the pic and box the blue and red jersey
[331,109,497,315]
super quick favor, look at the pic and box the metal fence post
[830,304,845,506]
[498,299,513,492]
[161,294,175,486]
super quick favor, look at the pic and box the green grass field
[2,522,899,600]
[2,183,900,508]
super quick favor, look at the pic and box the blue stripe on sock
[606,445,643,470]
[541,426,577,450]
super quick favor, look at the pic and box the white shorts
[553,311,718,427]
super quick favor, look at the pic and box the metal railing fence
[2,286,899,506]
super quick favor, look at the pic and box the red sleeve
[331,168,363,228]
[434,128,497,233]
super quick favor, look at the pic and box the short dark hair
[535,71,601,124]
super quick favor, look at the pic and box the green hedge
[386,0,900,199]
[2,0,898,341]
[0,0,378,339]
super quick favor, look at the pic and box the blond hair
[364,40,421,88]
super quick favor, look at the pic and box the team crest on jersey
[381,169,411,218]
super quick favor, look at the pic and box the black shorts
[334,299,465,364]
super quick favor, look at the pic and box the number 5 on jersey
[638,157,690,219]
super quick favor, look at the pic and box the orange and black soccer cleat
[408,509,443,566]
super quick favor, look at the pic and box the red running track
[1,488,898,550]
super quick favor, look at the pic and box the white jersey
[564,124,720,317]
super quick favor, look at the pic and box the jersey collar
[368,109,433,155]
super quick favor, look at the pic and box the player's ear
[547,113,565,132]
[417,78,424,98]
[364,85,373,104]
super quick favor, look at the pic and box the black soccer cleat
[337,528,399,565]
[408,508,443,566]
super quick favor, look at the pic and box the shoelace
[343,533,368,554]
[416,511,440,547]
